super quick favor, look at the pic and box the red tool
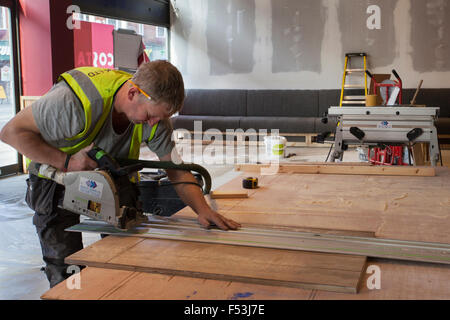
[369,145,407,166]
[366,69,403,105]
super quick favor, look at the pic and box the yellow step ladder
[339,53,368,107]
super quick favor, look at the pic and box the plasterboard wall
[170,0,450,89]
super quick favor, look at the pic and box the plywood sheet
[66,236,367,294]
[50,168,450,300]
[177,168,450,244]
[314,258,450,300]
[42,258,450,300]
[41,267,313,300]
[41,267,136,300]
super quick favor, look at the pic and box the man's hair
[131,60,185,114]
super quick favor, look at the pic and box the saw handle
[87,147,120,171]
[392,69,401,82]
[117,158,212,195]
[87,147,145,178]
[367,70,401,82]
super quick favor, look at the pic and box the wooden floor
[42,165,450,300]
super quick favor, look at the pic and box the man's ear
[127,86,139,102]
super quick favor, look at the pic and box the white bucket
[264,135,287,160]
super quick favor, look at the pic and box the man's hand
[67,143,98,171]
[197,208,241,231]
[160,151,241,231]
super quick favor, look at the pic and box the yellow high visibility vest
[26,67,159,174]
[57,67,158,159]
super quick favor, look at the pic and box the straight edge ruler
[67,216,450,265]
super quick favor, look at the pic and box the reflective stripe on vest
[128,122,159,160]
[58,67,132,155]
[128,123,159,183]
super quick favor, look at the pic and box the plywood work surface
[42,258,450,300]
[42,167,450,300]
[64,235,367,294]
[178,167,450,244]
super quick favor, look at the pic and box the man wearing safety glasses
[0,60,241,288]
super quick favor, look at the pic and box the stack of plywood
[42,166,450,299]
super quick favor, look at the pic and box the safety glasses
[128,80,152,101]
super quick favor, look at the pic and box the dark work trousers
[26,174,84,288]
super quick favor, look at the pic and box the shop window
[72,13,168,69]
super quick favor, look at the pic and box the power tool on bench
[27,147,212,230]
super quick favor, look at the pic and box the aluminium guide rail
[67,216,450,265]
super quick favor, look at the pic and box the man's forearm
[3,129,66,170]
[166,169,210,213]
[0,106,67,170]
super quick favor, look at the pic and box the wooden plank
[314,258,450,300]
[281,162,372,166]
[174,139,329,148]
[42,267,314,300]
[41,267,137,300]
[19,96,40,110]
[65,237,368,294]
[66,235,144,265]
[41,258,450,300]
[175,168,450,244]
[412,144,425,166]
[235,163,436,176]
[442,150,450,167]
[210,190,248,199]
[173,131,331,147]
[176,130,319,138]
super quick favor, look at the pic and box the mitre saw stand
[326,106,441,166]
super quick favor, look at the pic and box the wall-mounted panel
[206,0,256,75]
[338,0,398,68]
[172,0,450,90]
[271,0,325,73]
[410,0,450,72]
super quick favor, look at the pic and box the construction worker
[0,60,241,288]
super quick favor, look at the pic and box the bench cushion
[246,90,318,117]
[180,89,247,116]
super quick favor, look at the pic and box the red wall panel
[19,0,53,96]
[19,0,74,96]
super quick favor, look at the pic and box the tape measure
[242,177,258,189]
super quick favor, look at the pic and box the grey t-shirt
[32,81,174,159]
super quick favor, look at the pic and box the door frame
[0,0,22,177]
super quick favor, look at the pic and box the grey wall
[170,0,450,89]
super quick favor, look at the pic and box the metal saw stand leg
[330,119,344,162]
[429,128,440,166]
